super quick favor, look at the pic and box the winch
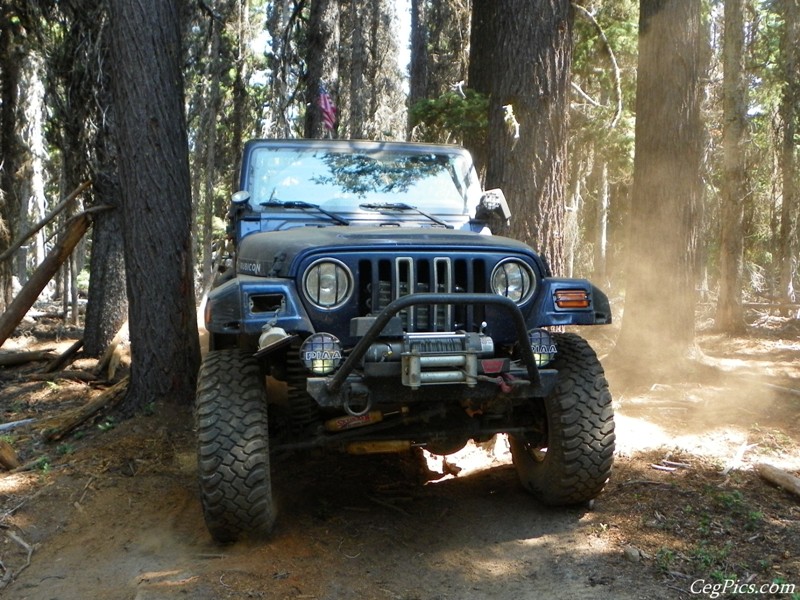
[360,331,494,390]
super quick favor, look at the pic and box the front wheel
[510,333,615,506]
[195,349,275,543]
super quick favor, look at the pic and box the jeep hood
[236,226,539,278]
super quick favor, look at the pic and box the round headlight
[303,259,353,309]
[491,259,534,304]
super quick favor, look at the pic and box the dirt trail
[2,328,799,600]
[3,439,668,600]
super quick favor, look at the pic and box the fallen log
[0,213,91,349]
[0,349,56,367]
[755,463,800,499]
[42,339,84,373]
[43,376,129,442]
[0,418,36,432]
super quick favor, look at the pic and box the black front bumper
[307,293,556,409]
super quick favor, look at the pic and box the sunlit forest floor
[0,312,798,599]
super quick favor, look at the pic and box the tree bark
[467,0,572,274]
[776,0,799,309]
[304,0,339,139]
[715,0,748,333]
[408,0,429,123]
[348,4,367,138]
[613,0,708,369]
[72,2,128,357]
[0,9,25,312]
[108,0,200,413]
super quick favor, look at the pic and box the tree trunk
[84,168,127,356]
[776,0,799,308]
[715,0,748,333]
[108,0,200,413]
[200,16,224,294]
[16,52,48,287]
[230,0,251,191]
[408,0,471,141]
[304,0,339,139]
[592,159,610,282]
[407,0,429,128]
[50,0,130,356]
[0,11,25,312]
[348,4,367,138]
[467,0,572,274]
[613,0,707,370]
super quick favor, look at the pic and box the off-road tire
[195,349,275,543]
[510,332,615,505]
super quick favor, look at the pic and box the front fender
[529,278,612,327]
[205,275,314,337]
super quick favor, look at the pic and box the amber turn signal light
[554,289,591,309]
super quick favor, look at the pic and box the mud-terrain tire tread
[195,349,275,543]
[510,332,615,505]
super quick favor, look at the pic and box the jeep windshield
[244,143,482,223]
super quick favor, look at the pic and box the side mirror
[226,191,252,240]
[475,188,511,232]
[231,190,251,206]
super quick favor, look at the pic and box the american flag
[318,84,337,132]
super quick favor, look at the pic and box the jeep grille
[358,257,488,332]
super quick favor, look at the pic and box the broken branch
[0,213,92,348]
[0,180,91,264]
[42,339,84,373]
[43,376,129,442]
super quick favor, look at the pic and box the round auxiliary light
[528,328,557,367]
[491,259,535,304]
[299,333,343,375]
[303,259,353,309]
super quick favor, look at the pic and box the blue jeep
[197,139,615,543]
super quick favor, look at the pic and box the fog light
[528,329,557,367]
[300,333,343,375]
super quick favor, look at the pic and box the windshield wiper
[359,202,453,229]
[260,200,349,226]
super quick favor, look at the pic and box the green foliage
[33,455,51,473]
[655,547,676,572]
[56,443,75,456]
[409,90,489,144]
